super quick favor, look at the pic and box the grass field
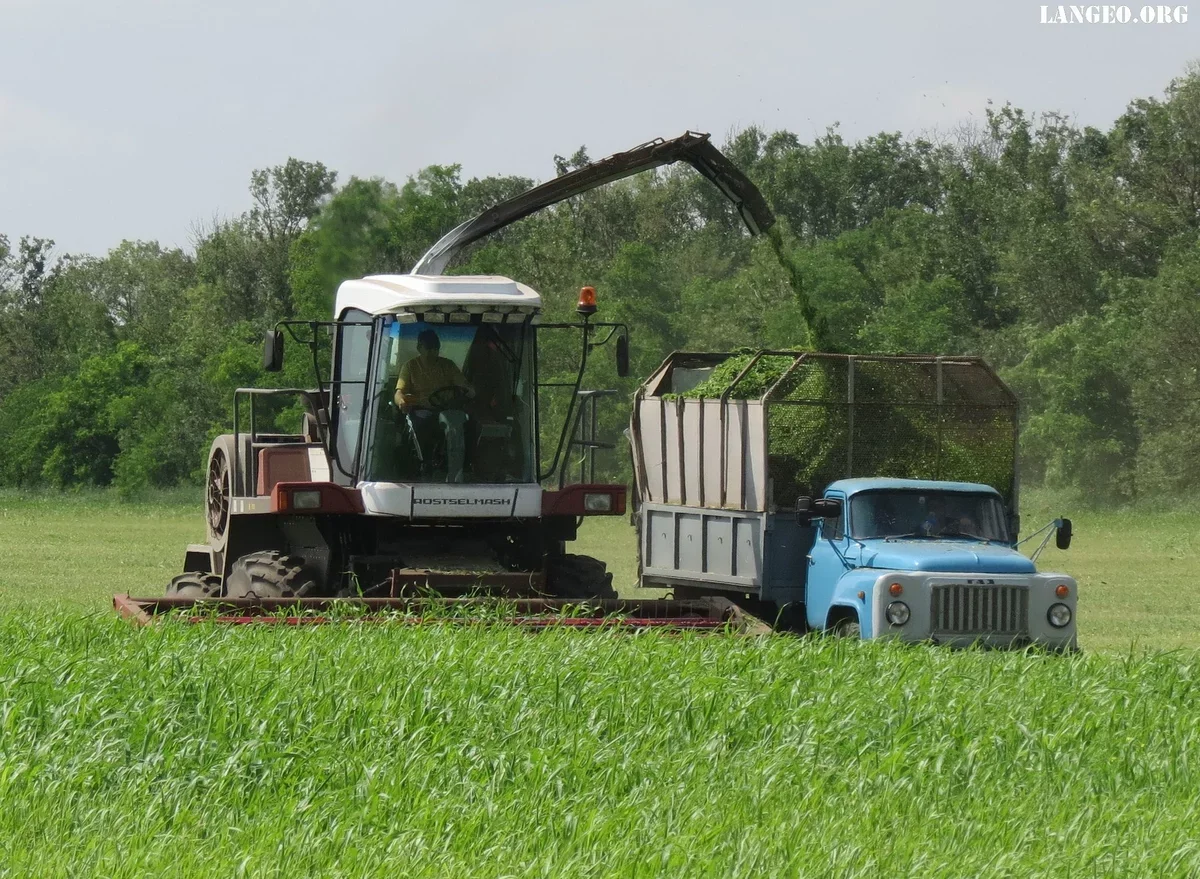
[0,489,1199,876]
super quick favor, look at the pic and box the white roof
[334,274,542,317]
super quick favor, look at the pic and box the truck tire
[165,572,222,599]
[223,551,321,600]
[545,554,618,600]
[832,616,862,639]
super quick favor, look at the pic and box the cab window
[820,508,844,540]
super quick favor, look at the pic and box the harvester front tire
[545,554,618,600]
[166,572,223,599]
[224,551,320,600]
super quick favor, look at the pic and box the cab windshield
[362,317,536,484]
[850,490,1009,542]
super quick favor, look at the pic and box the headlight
[291,490,322,510]
[886,601,911,626]
[583,493,613,512]
[1047,603,1072,628]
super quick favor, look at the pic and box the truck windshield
[850,490,1009,542]
[361,317,536,484]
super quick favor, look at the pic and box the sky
[0,0,1196,257]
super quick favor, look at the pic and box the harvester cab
[116,132,778,627]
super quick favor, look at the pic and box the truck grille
[930,585,1028,635]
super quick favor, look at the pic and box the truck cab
[807,478,1077,649]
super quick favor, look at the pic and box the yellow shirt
[396,355,469,407]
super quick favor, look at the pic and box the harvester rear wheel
[223,551,321,600]
[205,435,249,553]
[166,572,222,599]
[545,554,618,600]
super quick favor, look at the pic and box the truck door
[805,491,855,630]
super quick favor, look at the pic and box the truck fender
[826,571,883,638]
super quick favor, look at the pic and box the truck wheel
[832,616,862,639]
[545,554,618,600]
[165,572,222,599]
[223,551,321,600]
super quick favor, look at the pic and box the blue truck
[629,351,1077,649]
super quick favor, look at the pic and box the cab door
[805,491,854,630]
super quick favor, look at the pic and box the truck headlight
[1047,603,1072,628]
[583,493,613,512]
[886,601,911,626]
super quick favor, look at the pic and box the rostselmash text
[413,497,513,506]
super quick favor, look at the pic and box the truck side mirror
[263,330,284,372]
[1008,512,1021,541]
[812,498,842,519]
[795,496,812,514]
[615,334,630,378]
[1055,517,1073,550]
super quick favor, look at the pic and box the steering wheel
[425,384,472,411]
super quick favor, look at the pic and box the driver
[394,329,474,481]
[394,329,472,409]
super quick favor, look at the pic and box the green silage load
[681,350,800,400]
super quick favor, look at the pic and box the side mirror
[263,330,284,372]
[812,498,842,519]
[1055,517,1073,550]
[615,334,630,378]
[1008,512,1021,542]
[814,498,842,518]
[795,496,813,514]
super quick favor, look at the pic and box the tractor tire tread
[166,571,223,600]
[545,553,618,600]
[224,550,321,600]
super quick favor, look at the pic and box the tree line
[2,66,1199,501]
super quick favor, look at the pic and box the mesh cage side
[764,354,1017,505]
[938,406,1018,500]
[939,360,1015,407]
[767,357,850,501]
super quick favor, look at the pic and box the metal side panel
[637,394,765,513]
[744,401,767,511]
[725,403,745,509]
[682,399,703,507]
[663,403,683,505]
[639,398,665,504]
[642,502,765,590]
[704,515,734,577]
[702,399,724,507]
